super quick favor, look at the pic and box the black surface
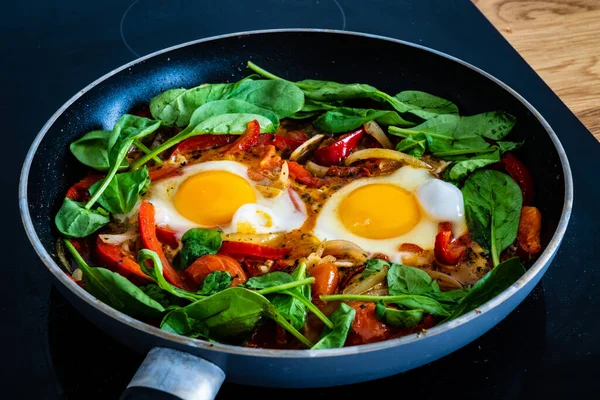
[3,0,599,398]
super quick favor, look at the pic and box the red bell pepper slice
[139,200,186,289]
[94,237,152,283]
[156,226,179,249]
[287,130,309,141]
[223,120,261,154]
[148,164,183,182]
[256,134,305,151]
[65,174,104,201]
[170,134,237,157]
[434,222,467,265]
[501,152,534,206]
[313,128,365,166]
[218,241,291,260]
[287,161,328,187]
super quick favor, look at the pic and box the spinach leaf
[294,79,379,102]
[161,287,313,347]
[362,258,389,278]
[497,140,524,154]
[69,130,127,171]
[320,294,450,317]
[269,264,309,330]
[88,167,150,215]
[149,75,257,127]
[64,240,165,317]
[387,264,438,296]
[312,303,356,349]
[458,111,516,140]
[138,249,203,303]
[393,90,459,120]
[196,271,233,296]
[313,107,414,133]
[55,198,110,238]
[375,302,424,328]
[447,149,500,182]
[288,99,341,119]
[448,257,525,320]
[140,284,173,308]
[225,79,305,118]
[178,228,223,269]
[242,272,294,290]
[189,99,280,126]
[462,170,523,266]
[395,134,428,158]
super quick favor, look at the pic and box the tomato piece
[501,152,534,206]
[287,161,328,187]
[155,226,179,249]
[65,174,104,201]
[287,130,309,141]
[517,206,542,255]
[171,134,237,157]
[398,243,424,254]
[94,237,152,283]
[325,165,370,177]
[345,302,396,346]
[256,134,305,151]
[313,128,365,166]
[218,241,291,260]
[434,222,467,265]
[184,254,247,289]
[223,120,261,154]
[310,263,340,298]
[138,200,186,289]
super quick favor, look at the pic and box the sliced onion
[256,185,284,198]
[364,121,393,149]
[320,255,337,264]
[344,148,434,171]
[364,286,388,296]
[56,239,73,274]
[305,161,329,178]
[289,134,325,162]
[333,260,356,268]
[343,265,388,295]
[426,270,464,290]
[271,161,289,189]
[99,230,137,245]
[222,232,282,245]
[321,240,369,263]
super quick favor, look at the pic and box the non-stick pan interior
[27,30,564,279]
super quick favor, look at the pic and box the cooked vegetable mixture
[55,61,543,349]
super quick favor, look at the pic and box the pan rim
[19,28,573,359]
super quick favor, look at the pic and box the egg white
[145,160,307,238]
[313,166,467,263]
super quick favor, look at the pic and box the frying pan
[19,29,573,399]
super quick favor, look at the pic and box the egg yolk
[174,170,256,226]
[338,184,420,239]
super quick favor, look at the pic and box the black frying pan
[19,30,572,398]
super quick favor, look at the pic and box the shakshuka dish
[55,61,543,349]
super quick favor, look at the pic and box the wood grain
[473,0,600,140]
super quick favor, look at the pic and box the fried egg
[313,166,467,263]
[146,160,306,237]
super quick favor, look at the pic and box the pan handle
[120,347,225,400]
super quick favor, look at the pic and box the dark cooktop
[4,0,599,398]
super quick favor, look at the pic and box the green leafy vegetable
[313,107,414,133]
[196,271,233,296]
[69,130,127,171]
[242,272,294,289]
[362,258,389,279]
[312,303,356,349]
[189,99,280,126]
[387,264,439,296]
[178,228,223,270]
[64,240,165,317]
[225,79,305,118]
[375,302,424,328]
[446,149,501,182]
[497,140,524,154]
[395,134,428,158]
[54,198,110,238]
[320,294,450,317]
[457,111,516,140]
[448,257,526,320]
[462,170,523,266]
[88,167,150,215]
[269,264,309,330]
[160,287,313,347]
[393,90,458,120]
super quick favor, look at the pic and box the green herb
[313,107,414,133]
[393,90,458,120]
[269,264,309,330]
[160,287,313,347]
[69,130,127,171]
[54,198,110,238]
[457,111,516,140]
[188,99,280,126]
[320,294,450,317]
[196,271,233,296]
[64,240,165,317]
[461,170,523,266]
[497,140,524,154]
[446,149,501,182]
[395,134,428,158]
[312,303,356,349]
[362,258,389,279]
[178,228,223,270]
[375,302,424,328]
[242,272,294,289]
[88,167,150,215]
[224,79,305,118]
[448,257,526,320]
[387,264,439,296]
